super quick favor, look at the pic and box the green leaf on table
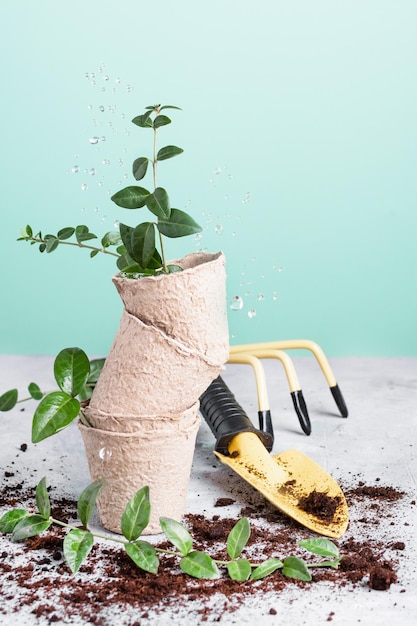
[298,538,340,559]
[0,509,29,533]
[111,186,150,209]
[0,389,18,411]
[250,557,283,580]
[32,392,80,443]
[145,187,170,219]
[156,145,183,161]
[153,115,171,128]
[125,540,159,574]
[77,479,104,528]
[63,528,94,573]
[54,347,90,397]
[159,517,193,556]
[35,477,51,519]
[132,157,149,181]
[227,517,250,559]
[227,558,252,581]
[157,209,202,238]
[121,486,151,541]
[282,556,312,581]
[57,227,75,240]
[75,225,97,243]
[28,382,43,400]
[179,551,219,579]
[12,514,52,541]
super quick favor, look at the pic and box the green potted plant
[16,104,230,533]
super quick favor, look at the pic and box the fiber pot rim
[113,251,224,283]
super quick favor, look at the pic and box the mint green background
[1,0,416,357]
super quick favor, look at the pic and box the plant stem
[152,111,168,273]
[27,236,120,258]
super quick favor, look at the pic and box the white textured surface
[1,355,417,625]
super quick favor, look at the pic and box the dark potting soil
[297,490,342,522]
[0,479,411,625]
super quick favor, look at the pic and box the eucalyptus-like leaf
[131,112,153,128]
[35,477,51,519]
[180,551,219,579]
[145,187,170,219]
[77,479,104,528]
[45,235,59,253]
[31,392,80,443]
[121,486,151,541]
[227,517,250,559]
[57,227,75,240]
[282,556,312,582]
[157,209,202,238]
[75,225,97,243]
[132,157,149,181]
[153,115,171,128]
[25,224,33,237]
[130,222,156,267]
[63,529,94,573]
[12,514,51,541]
[101,231,122,248]
[54,347,90,397]
[111,186,150,209]
[156,145,184,161]
[227,558,252,581]
[298,538,340,559]
[28,382,43,400]
[159,517,193,556]
[0,389,18,411]
[0,509,29,533]
[125,540,159,574]
[250,557,283,580]
[90,250,99,258]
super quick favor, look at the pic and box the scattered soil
[0,479,410,625]
[298,490,342,522]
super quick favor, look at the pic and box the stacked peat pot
[79,251,229,534]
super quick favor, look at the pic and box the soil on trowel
[298,489,342,522]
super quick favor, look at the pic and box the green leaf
[111,186,150,209]
[87,358,105,385]
[63,529,94,573]
[159,517,193,556]
[0,509,29,533]
[54,347,90,396]
[121,486,151,541]
[282,556,312,582]
[45,235,59,253]
[160,105,182,111]
[28,382,43,400]
[132,157,149,181]
[156,145,184,161]
[298,538,340,559]
[125,540,159,574]
[227,558,252,581]
[250,557,283,580]
[31,391,80,443]
[180,551,219,579]
[75,225,97,243]
[101,230,122,248]
[145,187,170,219]
[90,249,99,258]
[167,264,183,273]
[157,209,202,238]
[131,112,153,128]
[153,115,171,128]
[0,389,18,411]
[227,517,250,559]
[12,514,51,541]
[35,477,51,519]
[25,224,33,237]
[130,222,156,267]
[77,479,104,528]
[57,227,75,240]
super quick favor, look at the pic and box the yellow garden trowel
[200,377,348,538]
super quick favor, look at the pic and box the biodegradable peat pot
[80,251,229,534]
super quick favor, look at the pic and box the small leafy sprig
[19,104,202,276]
[0,347,104,443]
[0,478,342,580]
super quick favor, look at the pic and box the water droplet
[214,167,222,175]
[257,293,264,301]
[101,136,106,142]
[230,296,244,311]
[99,105,105,112]
[273,291,279,301]
[215,224,223,235]
[89,168,96,176]
[99,447,112,461]
[81,183,88,191]
[89,136,100,145]
[103,75,109,81]
[114,220,120,229]
[87,104,93,110]
[102,159,110,165]
[94,207,99,213]
[232,231,237,237]
[248,309,257,318]
[242,192,251,204]
[126,84,133,93]
[71,165,79,174]
[194,233,202,241]
[115,77,121,84]
[278,266,284,272]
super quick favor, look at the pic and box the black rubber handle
[199,376,274,455]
